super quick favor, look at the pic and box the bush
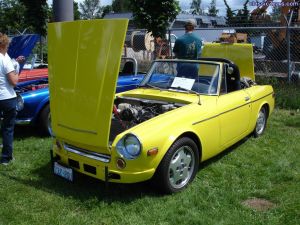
[256,76,300,110]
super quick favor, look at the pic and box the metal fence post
[287,25,291,83]
[168,29,173,58]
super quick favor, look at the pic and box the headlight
[16,94,24,111]
[116,134,142,160]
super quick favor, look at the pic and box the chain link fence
[123,26,300,83]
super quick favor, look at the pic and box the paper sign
[171,77,195,90]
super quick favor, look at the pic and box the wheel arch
[263,103,270,118]
[36,99,50,122]
[152,130,203,176]
[172,131,202,163]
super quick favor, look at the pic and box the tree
[102,5,112,18]
[224,0,235,25]
[0,0,29,35]
[208,0,218,16]
[74,1,81,20]
[270,5,281,22]
[112,0,131,12]
[131,0,180,38]
[79,0,102,19]
[190,0,202,15]
[20,0,49,36]
[241,0,250,24]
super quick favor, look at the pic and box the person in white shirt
[0,33,23,165]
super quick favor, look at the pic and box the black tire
[154,137,199,194]
[253,106,268,138]
[39,104,52,136]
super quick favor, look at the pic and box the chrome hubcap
[168,146,195,189]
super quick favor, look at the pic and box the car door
[217,67,251,147]
[217,90,251,147]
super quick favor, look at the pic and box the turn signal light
[147,148,158,156]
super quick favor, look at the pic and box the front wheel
[39,104,52,136]
[154,137,199,194]
[253,106,268,138]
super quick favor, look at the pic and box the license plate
[53,162,73,182]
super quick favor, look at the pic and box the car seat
[177,63,198,79]
[121,61,134,75]
[226,64,241,92]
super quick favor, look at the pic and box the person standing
[173,19,202,59]
[0,33,21,165]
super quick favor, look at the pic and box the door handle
[245,96,250,101]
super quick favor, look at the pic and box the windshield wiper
[139,83,164,91]
[168,86,201,105]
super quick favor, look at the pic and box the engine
[117,102,177,124]
[109,97,183,141]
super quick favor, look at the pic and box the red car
[19,67,48,82]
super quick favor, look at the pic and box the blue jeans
[0,97,17,160]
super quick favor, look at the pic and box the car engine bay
[110,96,185,141]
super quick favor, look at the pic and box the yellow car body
[48,19,274,193]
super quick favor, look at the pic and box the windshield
[140,61,220,95]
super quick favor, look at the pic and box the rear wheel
[253,106,267,138]
[39,104,52,136]
[154,137,199,194]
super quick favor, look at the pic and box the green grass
[0,109,299,225]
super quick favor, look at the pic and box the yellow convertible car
[49,19,274,193]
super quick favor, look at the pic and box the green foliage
[79,0,102,19]
[74,1,81,20]
[256,76,300,110]
[131,0,180,38]
[47,1,81,22]
[224,0,251,25]
[101,5,112,18]
[0,109,299,224]
[224,0,235,24]
[112,0,131,12]
[0,0,30,34]
[19,0,48,36]
[190,0,202,15]
[208,0,218,16]
[270,6,281,22]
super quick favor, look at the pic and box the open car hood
[48,19,128,149]
[8,34,40,72]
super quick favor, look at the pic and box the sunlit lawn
[0,109,299,225]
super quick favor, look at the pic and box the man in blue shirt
[173,19,202,59]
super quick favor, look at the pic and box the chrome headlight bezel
[16,94,24,111]
[116,133,142,160]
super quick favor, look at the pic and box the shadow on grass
[199,136,249,169]
[1,135,251,204]
[14,125,45,139]
[1,160,159,205]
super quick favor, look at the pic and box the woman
[0,33,21,165]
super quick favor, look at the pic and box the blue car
[15,57,145,135]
